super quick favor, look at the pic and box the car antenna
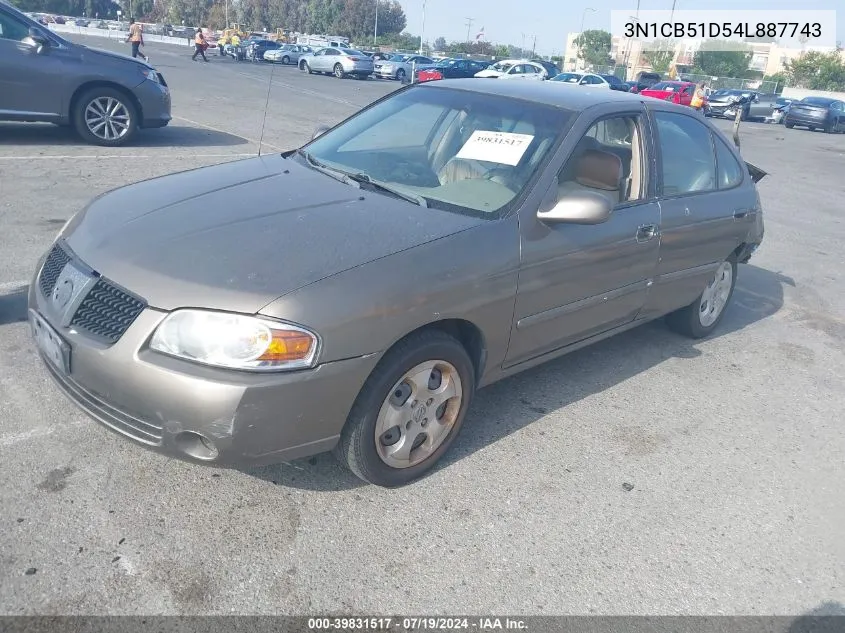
[257,58,276,157]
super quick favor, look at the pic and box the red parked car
[417,68,443,82]
[639,81,700,107]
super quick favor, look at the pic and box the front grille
[69,278,146,343]
[38,243,70,298]
[42,359,163,445]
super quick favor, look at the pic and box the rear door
[641,109,748,318]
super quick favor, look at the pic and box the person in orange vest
[125,17,148,63]
[192,28,209,62]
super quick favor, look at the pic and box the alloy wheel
[699,261,733,327]
[84,97,131,142]
[374,360,463,469]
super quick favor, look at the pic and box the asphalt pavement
[0,34,844,617]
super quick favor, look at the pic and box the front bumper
[707,103,736,118]
[135,79,171,129]
[28,250,380,468]
[374,67,398,78]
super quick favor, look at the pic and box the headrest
[574,149,623,191]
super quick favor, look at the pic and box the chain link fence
[677,73,781,94]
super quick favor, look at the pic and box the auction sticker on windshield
[456,131,534,166]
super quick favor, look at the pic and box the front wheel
[396,68,406,81]
[785,121,794,128]
[73,87,138,147]
[282,55,290,64]
[666,257,737,339]
[333,63,345,79]
[334,330,475,487]
[302,61,313,74]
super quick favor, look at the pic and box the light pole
[373,0,378,46]
[670,0,678,22]
[580,7,596,35]
[419,0,426,54]
[465,17,473,44]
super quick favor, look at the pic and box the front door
[506,109,661,367]
[0,9,66,117]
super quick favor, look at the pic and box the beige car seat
[557,149,623,206]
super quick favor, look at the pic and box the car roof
[418,78,647,110]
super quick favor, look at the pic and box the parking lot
[1,33,844,617]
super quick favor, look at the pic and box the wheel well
[69,82,143,124]
[397,319,487,386]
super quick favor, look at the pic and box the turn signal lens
[259,329,316,363]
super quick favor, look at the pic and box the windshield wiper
[346,173,428,207]
[296,149,360,189]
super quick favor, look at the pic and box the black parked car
[430,58,491,79]
[531,59,560,79]
[246,39,281,61]
[598,74,629,91]
[784,96,845,133]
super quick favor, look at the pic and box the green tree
[641,39,675,74]
[574,29,612,68]
[692,39,752,77]
[786,49,845,91]
[433,36,446,50]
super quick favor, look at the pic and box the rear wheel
[73,87,138,147]
[334,330,475,487]
[333,63,345,79]
[666,257,737,339]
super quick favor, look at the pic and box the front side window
[0,10,32,41]
[557,115,645,208]
[654,111,716,196]
[302,86,572,217]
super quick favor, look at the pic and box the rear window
[801,97,834,106]
[650,82,683,92]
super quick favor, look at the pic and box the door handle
[636,224,658,242]
[733,208,748,220]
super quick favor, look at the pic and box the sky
[400,0,843,57]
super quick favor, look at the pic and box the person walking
[126,17,148,63]
[691,82,707,113]
[192,28,209,62]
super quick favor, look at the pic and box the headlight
[149,309,319,372]
[139,67,160,83]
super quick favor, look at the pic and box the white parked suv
[474,59,548,80]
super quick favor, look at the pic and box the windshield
[340,48,365,56]
[551,73,582,83]
[600,74,622,84]
[650,82,683,92]
[801,97,834,106]
[301,86,571,218]
[436,59,457,67]
[492,62,514,72]
[711,90,745,98]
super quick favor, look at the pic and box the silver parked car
[374,54,436,81]
[30,81,766,487]
[706,89,778,121]
[263,43,311,65]
[298,46,373,79]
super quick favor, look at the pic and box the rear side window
[714,135,743,189]
[654,112,716,196]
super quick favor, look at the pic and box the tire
[396,68,406,81]
[785,121,794,128]
[73,87,138,147]
[665,257,737,339]
[824,120,835,134]
[740,106,749,122]
[334,329,475,487]
[333,63,345,79]
[302,61,313,74]
[282,55,290,65]
[808,126,815,131]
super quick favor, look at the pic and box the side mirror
[26,28,49,52]
[311,125,330,140]
[537,192,612,225]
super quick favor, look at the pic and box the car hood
[64,154,482,313]
[708,95,742,104]
[77,43,147,65]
